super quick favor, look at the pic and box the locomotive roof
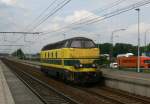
[41,37,92,51]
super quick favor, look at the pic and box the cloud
[127,22,150,34]
[64,10,99,23]
[40,10,100,32]
[41,23,61,31]
[0,0,17,5]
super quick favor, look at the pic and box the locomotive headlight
[79,64,83,68]
[92,64,97,68]
[74,64,83,69]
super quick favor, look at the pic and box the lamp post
[110,29,126,62]
[135,8,140,72]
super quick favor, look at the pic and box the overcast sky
[0,0,150,54]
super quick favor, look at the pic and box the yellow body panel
[41,48,99,58]
[40,48,100,72]
[41,63,96,72]
[62,48,99,58]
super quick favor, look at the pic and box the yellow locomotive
[40,37,101,83]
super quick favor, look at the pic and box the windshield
[144,60,150,64]
[70,40,96,48]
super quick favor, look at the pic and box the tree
[113,43,134,57]
[97,43,145,57]
[96,43,112,54]
[12,49,25,59]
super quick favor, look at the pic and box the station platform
[100,68,150,97]
[0,60,15,104]
[0,60,44,104]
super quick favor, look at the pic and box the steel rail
[79,88,126,104]
[3,59,80,104]
[100,87,150,104]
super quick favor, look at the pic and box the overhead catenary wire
[11,0,123,45]
[81,0,150,25]
[41,0,150,36]
[11,0,71,45]
[8,0,123,54]
[67,0,150,30]
[12,0,60,45]
[11,0,150,53]
[9,0,72,53]
[41,0,126,35]
[11,0,71,44]
[16,0,126,53]
[26,0,150,46]
[24,0,59,31]
[65,0,126,25]
[28,0,71,31]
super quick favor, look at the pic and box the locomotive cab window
[70,40,82,48]
[64,41,70,48]
[70,39,96,48]
[84,40,95,48]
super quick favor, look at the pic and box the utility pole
[135,8,140,72]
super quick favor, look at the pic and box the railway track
[3,59,79,104]
[100,87,150,104]
[79,87,150,104]
[2,58,150,104]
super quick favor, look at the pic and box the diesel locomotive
[40,37,101,83]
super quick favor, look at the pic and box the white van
[110,62,118,68]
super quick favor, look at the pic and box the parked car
[110,62,118,68]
